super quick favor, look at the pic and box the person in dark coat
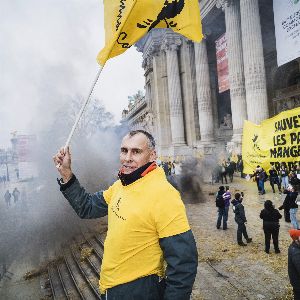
[288,229,300,300]
[220,161,227,184]
[4,190,11,207]
[216,186,230,230]
[258,167,267,195]
[279,186,299,229]
[251,166,261,194]
[259,200,282,254]
[12,187,20,203]
[269,166,281,193]
[231,192,252,246]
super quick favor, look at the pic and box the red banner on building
[216,33,229,93]
[16,135,36,162]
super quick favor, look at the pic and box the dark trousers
[217,207,229,229]
[221,173,227,184]
[256,179,260,191]
[284,209,291,222]
[237,222,249,243]
[258,180,265,194]
[294,288,300,300]
[263,227,279,251]
[100,275,165,300]
[270,178,281,193]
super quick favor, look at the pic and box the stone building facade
[122,0,300,158]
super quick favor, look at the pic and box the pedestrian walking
[12,188,20,204]
[226,162,235,183]
[231,192,252,246]
[216,186,225,229]
[53,130,198,299]
[288,229,300,300]
[217,186,231,230]
[259,200,282,254]
[4,190,11,208]
[220,161,227,184]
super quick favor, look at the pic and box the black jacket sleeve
[291,251,300,284]
[159,230,198,300]
[259,210,264,219]
[236,204,247,223]
[59,175,108,219]
[276,210,282,220]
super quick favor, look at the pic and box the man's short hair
[128,130,156,150]
[235,192,241,199]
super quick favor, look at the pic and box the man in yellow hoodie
[53,130,198,300]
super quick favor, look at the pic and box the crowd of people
[158,160,182,176]
[251,163,300,195]
[212,156,243,185]
[0,175,8,184]
[3,187,25,208]
[215,182,300,299]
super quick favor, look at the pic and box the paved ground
[189,176,294,300]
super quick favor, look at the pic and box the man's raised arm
[53,147,108,219]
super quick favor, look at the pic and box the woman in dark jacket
[260,200,282,254]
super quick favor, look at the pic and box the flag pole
[63,1,139,148]
[64,64,105,148]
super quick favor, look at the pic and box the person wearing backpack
[216,186,226,229]
[222,186,231,230]
[231,192,252,246]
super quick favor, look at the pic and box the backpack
[216,193,225,208]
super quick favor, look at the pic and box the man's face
[120,133,156,174]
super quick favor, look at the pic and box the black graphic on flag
[137,0,185,31]
[117,32,131,48]
[252,134,261,151]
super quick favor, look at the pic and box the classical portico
[122,0,300,158]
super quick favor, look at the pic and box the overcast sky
[0,0,144,147]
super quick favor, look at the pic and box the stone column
[216,0,247,144]
[194,38,214,142]
[162,39,185,145]
[240,0,269,124]
[180,39,198,147]
[152,49,172,152]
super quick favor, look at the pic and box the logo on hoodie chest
[111,197,126,221]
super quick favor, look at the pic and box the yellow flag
[97,0,203,65]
